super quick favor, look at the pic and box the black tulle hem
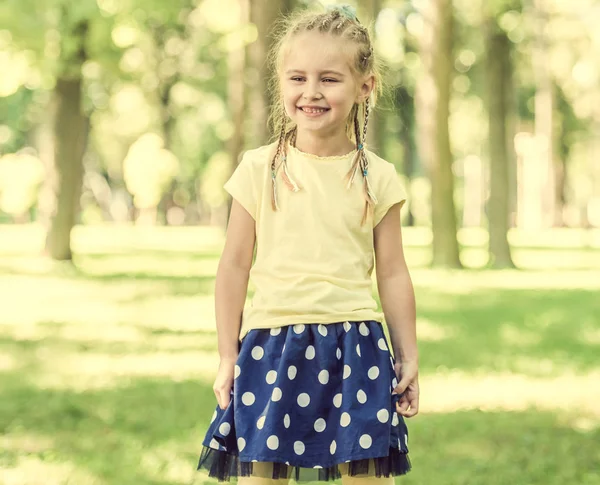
[197,446,411,482]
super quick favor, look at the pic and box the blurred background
[0,0,599,484]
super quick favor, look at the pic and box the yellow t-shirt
[224,142,407,341]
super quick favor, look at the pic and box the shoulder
[364,149,399,179]
[239,142,278,169]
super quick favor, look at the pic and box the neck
[293,130,355,157]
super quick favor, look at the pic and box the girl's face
[281,31,372,139]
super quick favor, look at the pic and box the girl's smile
[297,105,331,117]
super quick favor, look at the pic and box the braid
[270,121,286,210]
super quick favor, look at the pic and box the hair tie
[358,143,364,150]
[325,4,358,22]
[362,169,368,176]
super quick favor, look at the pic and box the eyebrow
[285,69,345,77]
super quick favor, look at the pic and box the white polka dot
[282,344,286,353]
[392,413,399,426]
[238,437,246,451]
[305,345,315,360]
[368,366,380,380]
[356,344,361,357]
[234,365,241,379]
[359,322,370,336]
[210,438,220,449]
[357,389,367,404]
[318,324,328,336]
[297,393,310,407]
[333,393,342,408]
[343,321,351,332]
[257,415,266,429]
[285,461,290,465]
[270,327,281,336]
[267,435,279,450]
[242,392,255,405]
[211,410,217,423]
[359,434,372,449]
[343,365,351,379]
[294,441,305,455]
[272,387,283,401]
[318,370,329,384]
[251,459,258,463]
[314,465,323,469]
[314,418,326,432]
[378,338,388,351]
[284,414,290,428]
[251,346,264,360]
[377,409,390,423]
[288,365,297,380]
[266,370,277,384]
[404,434,409,447]
[293,324,305,334]
[336,348,342,359]
[219,422,231,436]
[392,377,398,388]
[340,412,351,427]
[330,440,337,454]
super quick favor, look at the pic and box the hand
[213,357,236,410]
[393,360,419,418]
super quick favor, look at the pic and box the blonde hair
[266,6,383,225]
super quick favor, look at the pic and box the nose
[302,79,322,100]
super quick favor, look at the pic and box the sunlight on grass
[416,317,456,341]
[421,370,600,421]
[410,268,600,289]
[29,350,219,390]
[1,456,104,485]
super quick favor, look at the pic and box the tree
[415,0,462,268]
[483,9,516,268]
[44,17,90,260]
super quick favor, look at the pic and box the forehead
[282,31,355,74]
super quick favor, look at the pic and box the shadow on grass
[1,374,598,485]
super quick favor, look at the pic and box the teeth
[302,107,327,113]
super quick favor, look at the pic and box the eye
[322,78,338,83]
[290,76,305,82]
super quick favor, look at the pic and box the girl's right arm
[213,199,256,409]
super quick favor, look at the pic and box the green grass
[0,224,599,484]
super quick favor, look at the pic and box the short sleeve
[373,164,407,227]
[223,151,258,219]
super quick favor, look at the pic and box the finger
[396,397,410,414]
[401,397,419,417]
[396,376,411,394]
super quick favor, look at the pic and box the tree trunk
[224,0,249,225]
[397,85,416,227]
[484,19,515,268]
[248,0,290,144]
[532,0,555,228]
[414,0,461,268]
[44,77,89,260]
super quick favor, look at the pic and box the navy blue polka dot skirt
[197,321,411,482]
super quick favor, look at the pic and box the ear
[356,74,375,104]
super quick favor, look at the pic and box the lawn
[0,224,599,485]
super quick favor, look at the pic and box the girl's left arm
[374,203,419,416]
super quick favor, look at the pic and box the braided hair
[267,5,381,224]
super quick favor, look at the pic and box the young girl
[197,5,418,483]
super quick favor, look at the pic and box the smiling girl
[197,5,418,484]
